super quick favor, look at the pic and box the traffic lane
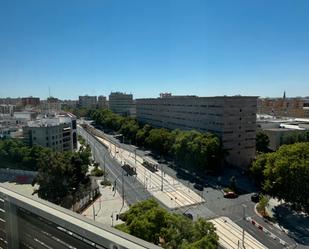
[79,127,299,247]
[246,208,297,247]
[79,129,152,206]
[236,219,285,249]
[95,130,149,158]
[91,141,147,206]
[91,140,150,205]
[81,127,166,205]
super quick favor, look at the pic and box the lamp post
[241,204,247,247]
[90,197,95,221]
[103,152,107,181]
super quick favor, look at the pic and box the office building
[61,99,78,109]
[109,92,134,116]
[136,94,258,169]
[23,113,77,152]
[21,97,40,107]
[78,95,97,108]
[41,97,62,114]
[98,95,108,109]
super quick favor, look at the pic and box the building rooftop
[27,114,74,128]
[137,95,258,100]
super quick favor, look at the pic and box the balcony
[0,185,160,249]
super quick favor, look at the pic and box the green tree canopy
[172,130,222,171]
[116,199,218,249]
[88,109,224,173]
[256,132,270,153]
[0,139,91,206]
[251,142,309,212]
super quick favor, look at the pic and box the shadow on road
[273,204,309,245]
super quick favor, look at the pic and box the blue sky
[0,0,309,100]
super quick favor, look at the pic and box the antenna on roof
[48,86,51,116]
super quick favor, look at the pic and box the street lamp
[241,204,247,247]
[90,197,95,221]
[103,152,107,181]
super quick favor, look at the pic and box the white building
[257,115,309,150]
[23,113,77,152]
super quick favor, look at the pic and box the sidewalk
[82,181,129,226]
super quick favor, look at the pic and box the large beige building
[109,92,134,116]
[136,95,258,169]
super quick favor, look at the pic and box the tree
[257,195,268,216]
[250,153,268,186]
[89,109,223,175]
[256,132,270,152]
[116,199,218,249]
[172,130,222,171]
[145,128,174,155]
[281,131,309,145]
[136,124,152,146]
[119,119,139,143]
[252,142,309,213]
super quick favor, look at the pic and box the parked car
[194,183,204,191]
[183,213,193,220]
[251,193,260,203]
[223,191,238,199]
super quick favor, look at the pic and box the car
[223,191,238,199]
[183,213,193,220]
[251,193,260,203]
[193,183,204,191]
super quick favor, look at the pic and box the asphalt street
[78,124,305,249]
[78,127,153,209]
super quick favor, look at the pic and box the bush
[91,166,105,177]
[100,179,111,186]
[257,195,269,217]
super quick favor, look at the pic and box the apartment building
[21,97,40,107]
[0,104,15,116]
[136,95,258,169]
[0,98,21,105]
[109,92,134,116]
[23,113,77,152]
[98,95,108,109]
[258,97,309,118]
[78,95,97,109]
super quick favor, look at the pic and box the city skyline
[1,0,309,99]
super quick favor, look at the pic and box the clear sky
[0,0,309,100]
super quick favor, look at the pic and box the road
[78,126,153,208]
[94,135,204,209]
[78,124,303,249]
